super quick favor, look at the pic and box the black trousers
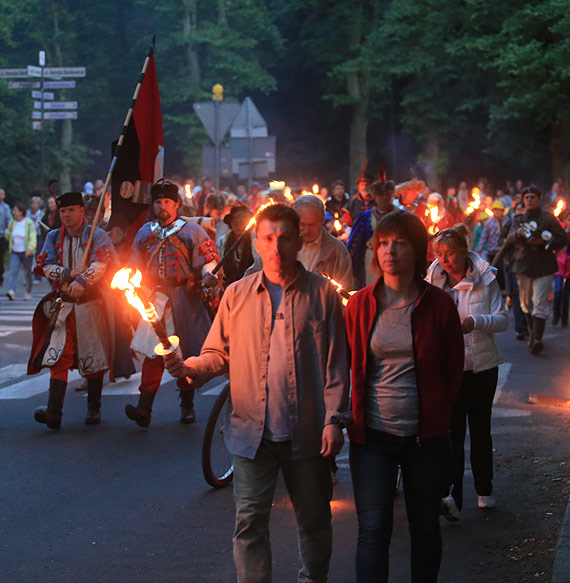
[446,367,499,510]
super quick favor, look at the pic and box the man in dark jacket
[505,185,568,354]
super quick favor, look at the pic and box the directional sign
[0,68,28,79]
[32,121,42,131]
[43,80,76,89]
[33,101,43,110]
[43,111,78,120]
[8,81,40,89]
[31,91,54,100]
[32,111,42,120]
[43,67,85,78]
[27,65,43,77]
[43,101,77,110]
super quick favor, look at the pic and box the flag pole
[81,35,157,266]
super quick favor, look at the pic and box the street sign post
[43,101,78,110]
[8,81,40,89]
[31,91,54,100]
[27,65,43,77]
[0,68,29,78]
[43,80,76,89]
[43,111,78,120]
[43,67,86,78]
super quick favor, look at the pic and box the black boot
[85,377,103,425]
[525,314,535,348]
[34,379,67,430]
[531,317,546,355]
[180,390,196,424]
[125,390,155,427]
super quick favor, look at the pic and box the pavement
[2,273,570,581]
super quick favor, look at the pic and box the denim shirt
[187,263,349,460]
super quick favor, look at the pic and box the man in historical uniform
[124,180,218,427]
[29,192,134,430]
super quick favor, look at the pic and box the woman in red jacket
[345,210,464,583]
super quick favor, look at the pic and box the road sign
[32,111,42,120]
[230,97,268,138]
[33,101,42,110]
[8,81,40,89]
[43,80,76,89]
[0,68,28,79]
[43,111,78,120]
[193,102,241,145]
[27,65,43,77]
[43,101,77,110]
[32,121,42,131]
[43,67,85,78]
[31,91,54,100]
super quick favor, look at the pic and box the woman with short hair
[346,209,464,582]
[427,224,508,519]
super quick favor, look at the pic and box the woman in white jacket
[426,224,508,520]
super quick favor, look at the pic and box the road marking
[0,327,30,336]
[0,363,29,384]
[0,370,82,399]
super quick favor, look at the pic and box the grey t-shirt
[366,299,419,436]
[263,279,291,441]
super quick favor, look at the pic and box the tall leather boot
[85,376,104,425]
[180,390,196,424]
[34,379,67,430]
[525,313,534,348]
[125,390,155,427]
[531,317,546,355]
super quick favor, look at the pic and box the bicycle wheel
[202,382,234,488]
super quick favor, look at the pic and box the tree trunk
[218,0,227,25]
[550,123,570,191]
[349,96,368,188]
[51,1,72,192]
[182,0,201,83]
[423,131,441,192]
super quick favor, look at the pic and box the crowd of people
[1,170,569,582]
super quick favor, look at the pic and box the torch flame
[283,187,293,202]
[334,219,342,232]
[484,208,493,217]
[245,198,276,232]
[320,272,356,306]
[465,188,481,215]
[312,183,319,195]
[184,184,193,200]
[111,268,158,323]
[428,205,440,224]
[554,199,565,217]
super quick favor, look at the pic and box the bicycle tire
[202,382,234,488]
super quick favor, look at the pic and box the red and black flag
[107,39,164,249]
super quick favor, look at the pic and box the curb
[552,494,570,582]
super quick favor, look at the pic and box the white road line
[0,327,30,336]
[0,364,29,383]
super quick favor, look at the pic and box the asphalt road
[1,279,570,582]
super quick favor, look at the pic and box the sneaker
[23,292,32,301]
[6,289,15,301]
[477,495,496,509]
[440,495,461,521]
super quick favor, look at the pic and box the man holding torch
[29,192,134,429]
[165,203,349,583]
[124,180,219,426]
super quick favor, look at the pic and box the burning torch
[111,268,180,357]
[320,273,355,307]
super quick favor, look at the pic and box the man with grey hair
[0,188,12,286]
[293,195,353,289]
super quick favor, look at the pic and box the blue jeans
[350,429,449,583]
[553,275,570,324]
[233,439,332,583]
[506,270,527,333]
[8,251,33,293]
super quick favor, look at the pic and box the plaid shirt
[478,216,507,255]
